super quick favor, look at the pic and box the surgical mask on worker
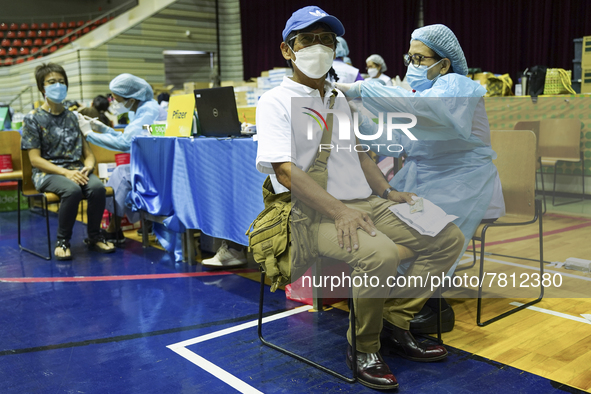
[367,68,379,78]
[44,83,68,104]
[110,99,133,115]
[405,59,443,91]
[290,44,334,79]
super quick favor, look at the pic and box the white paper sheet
[389,198,458,237]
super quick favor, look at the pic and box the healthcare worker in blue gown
[337,24,505,333]
[78,73,160,245]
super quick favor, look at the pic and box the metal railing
[7,85,36,114]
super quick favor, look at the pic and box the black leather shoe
[382,324,448,362]
[346,345,398,390]
[410,304,455,334]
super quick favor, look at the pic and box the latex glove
[335,81,363,97]
[85,115,109,133]
[77,113,93,136]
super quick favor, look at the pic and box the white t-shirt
[256,76,373,201]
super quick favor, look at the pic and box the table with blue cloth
[129,136,267,261]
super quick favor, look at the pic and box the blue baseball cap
[282,6,345,42]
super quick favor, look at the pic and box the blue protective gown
[350,74,505,275]
[86,99,160,153]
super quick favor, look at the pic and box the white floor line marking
[167,305,313,393]
[456,257,475,266]
[456,252,591,283]
[482,257,591,282]
[509,302,591,325]
[171,347,264,394]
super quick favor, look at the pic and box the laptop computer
[193,86,242,137]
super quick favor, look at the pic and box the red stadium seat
[68,21,76,28]
[90,26,97,31]
[49,45,57,53]
[4,58,13,66]
[19,23,29,30]
[31,47,39,54]
[27,56,35,61]
[9,23,18,31]
[19,47,29,55]
[33,38,42,46]
[16,31,26,38]
[77,21,84,27]
[56,29,65,36]
[58,22,67,29]
[49,22,58,29]
[47,30,56,37]
[40,23,49,29]
[61,37,69,44]
[22,39,33,47]
[41,47,49,54]
[31,23,39,30]
[69,35,77,42]
[43,38,52,45]
[58,44,64,49]
[37,30,46,38]
[11,39,22,47]
[36,55,43,59]
[6,31,16,39]
[82,27,90,34]
[8,47,17,56]
[0,23,8,31]
[27,30,36,38]
[1,39,10,47]
[66,28,73,34]
[0,48,6,56]
[0,32,4,39]
[101,17,108,24]
[16,58,24,64]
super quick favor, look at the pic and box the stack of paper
[389,198,457,237]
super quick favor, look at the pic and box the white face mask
[110,99,133,115]
[367,68,379,78]
[289,44,335,79]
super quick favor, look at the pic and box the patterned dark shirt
[21,107,84,189]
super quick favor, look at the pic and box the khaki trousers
[317,196,464,353]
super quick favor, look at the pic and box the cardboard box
[0,154,12,173]
[582,67,591,93]
[582,36,591,66]
[98,163,116,179]
[0,181,29,212]
[183,82,210,94]
[237,106,256,124]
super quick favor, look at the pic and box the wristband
[382,187,396,199]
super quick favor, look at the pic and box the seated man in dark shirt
[21,63,115,260]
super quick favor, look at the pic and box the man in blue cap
[255,6,464,390]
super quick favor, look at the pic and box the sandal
[84,237,116,254]
[55,239,72,261]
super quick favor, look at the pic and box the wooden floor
[444,201,591,393]
[63,197,591,392]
